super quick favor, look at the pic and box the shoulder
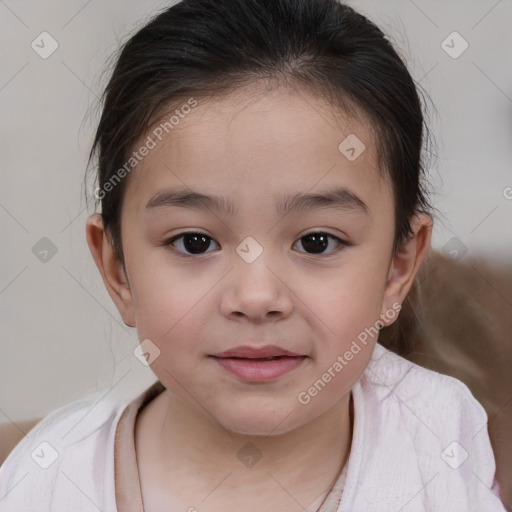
[363,342,489,426]
[342,342,506,511]
[360,342,491,456]
[0,388,127,511]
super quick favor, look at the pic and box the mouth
[211,345,303,359]
[210,345,307,381]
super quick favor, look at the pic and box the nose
[220,249,294,323]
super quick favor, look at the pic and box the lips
[211,345,303,359]
[210,345,307,381]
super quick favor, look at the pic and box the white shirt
[0,342,506,511]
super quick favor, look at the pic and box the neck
[150,388,353,504]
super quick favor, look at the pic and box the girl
[0,0,507,510]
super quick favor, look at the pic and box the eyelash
[162,231,348,257]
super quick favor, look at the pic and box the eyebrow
[145,187,370,217]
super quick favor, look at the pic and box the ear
[85,214,136,328]
[380,212,433,327]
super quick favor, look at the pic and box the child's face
[91,83,429,435]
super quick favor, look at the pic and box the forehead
[123,83,391,219]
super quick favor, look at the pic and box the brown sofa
[0,417,43,467]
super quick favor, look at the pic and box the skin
[86,82,432,511]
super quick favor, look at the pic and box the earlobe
[380,213,433,326]
[85,214,136,328]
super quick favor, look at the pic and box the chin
[215,405,302,437]
[224,420,294,437]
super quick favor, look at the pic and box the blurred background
[0,0,511,423]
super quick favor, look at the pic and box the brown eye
[293,232,347,255]
[164,232,220,255]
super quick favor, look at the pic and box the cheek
[133,282,209,350]
[294,255,389,395]
[125,253,207,355]
[130,271,211,388]
[300,257,387,340]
